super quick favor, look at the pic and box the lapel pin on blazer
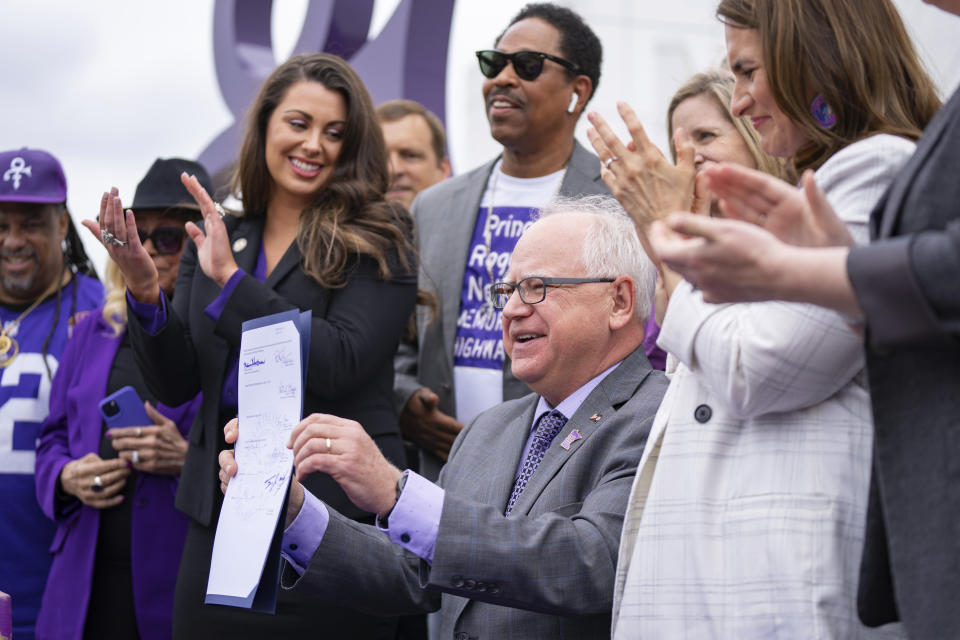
[232,237,248,252]
[589,413,602,422]
[560,429,582,450]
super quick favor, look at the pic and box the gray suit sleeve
[423,412,654,615]
[394,196,427,413]
[283,507,441,616]
[848,218,960,346]
[394,333,421,413]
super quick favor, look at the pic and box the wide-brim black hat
[129,157,215,214]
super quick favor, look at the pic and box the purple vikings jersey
[0,273,102,640]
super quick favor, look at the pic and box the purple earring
[810,94,837,128]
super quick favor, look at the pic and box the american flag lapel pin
[589,413,602,422]
[560,429,582,450]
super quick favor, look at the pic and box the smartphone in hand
[99,386,150,429]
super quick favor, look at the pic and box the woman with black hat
[35,158,208,640]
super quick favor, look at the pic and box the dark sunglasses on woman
[475,49,580,82]
[137,226,185,255]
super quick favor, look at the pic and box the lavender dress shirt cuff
[281,488,329,575]
[204,269,247,322]
[126,288,168,335]
[375,471,444,564]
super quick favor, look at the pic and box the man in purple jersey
[0,148,103,640]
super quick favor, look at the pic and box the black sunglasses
[475,49,580,82]
[137,226,185,255]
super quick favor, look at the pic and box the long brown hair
[666,69,790,181]
[232,53,413,287]
[716,0,941,173]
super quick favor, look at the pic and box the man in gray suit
[394,3,609,480]
[220,196,667,639]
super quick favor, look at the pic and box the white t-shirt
[453,160,564,425]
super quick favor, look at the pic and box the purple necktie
[505,410,568,515]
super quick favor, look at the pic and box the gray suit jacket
[287,346,667,639]
[848,85,960,637]
[395,140,610,478]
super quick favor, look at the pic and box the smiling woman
[88,53,417,639]
[611,1,945,637]
[263,82,345,213]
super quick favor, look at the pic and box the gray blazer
[286,346,667,639]
[394,141,610,477]
[849,85,960,637]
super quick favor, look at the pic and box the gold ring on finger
[325,437,332,454]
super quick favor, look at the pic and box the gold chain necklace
[0,277,65,368]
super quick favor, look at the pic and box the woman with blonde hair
[665,68,787,181]
[592,0,941,637]
[36,158,204,640]
[89,53,417,637]
[638,69,790,357]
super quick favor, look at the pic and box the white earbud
[568,93,578,114]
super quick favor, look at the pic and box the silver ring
[91,475,104,493]
[131,450,140,465]
[325,438,332,454]
[603,156,619,169]
[100,229,127,247]
[136,427,142,437]
[214,202,227,218]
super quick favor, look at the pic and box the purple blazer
[34,310,201,640]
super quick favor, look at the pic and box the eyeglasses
[137,226,185,255]
[489,276,615,310]
[475,49,580,82]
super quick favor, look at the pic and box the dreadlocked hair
[38,206,95,381]
[38,263,76,382]
[62,207,97,279]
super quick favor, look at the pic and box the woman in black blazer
[93,53,416,638]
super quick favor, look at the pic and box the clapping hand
[180,173,240,287]
[586,101,697,231]
[82,188,160,303]
[703,163,854,248]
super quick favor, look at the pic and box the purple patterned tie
[505,410,568,515]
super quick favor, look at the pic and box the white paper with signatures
[206,319,301,600]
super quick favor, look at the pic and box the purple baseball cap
[0,148,67,204]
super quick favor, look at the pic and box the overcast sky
[2,0,957,276]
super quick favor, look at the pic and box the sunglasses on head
[137,226,185,255]
[475,49,580,82]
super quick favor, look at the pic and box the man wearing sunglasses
[221,195,667,639]
[395,2,608,484]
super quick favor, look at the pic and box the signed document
[206,311,308,609]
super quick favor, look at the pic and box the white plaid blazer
[612,135,917,639]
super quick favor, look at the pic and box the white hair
[535,195,657,324]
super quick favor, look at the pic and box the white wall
[1,0,957,277]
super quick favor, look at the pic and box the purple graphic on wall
[199,0,455,185]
